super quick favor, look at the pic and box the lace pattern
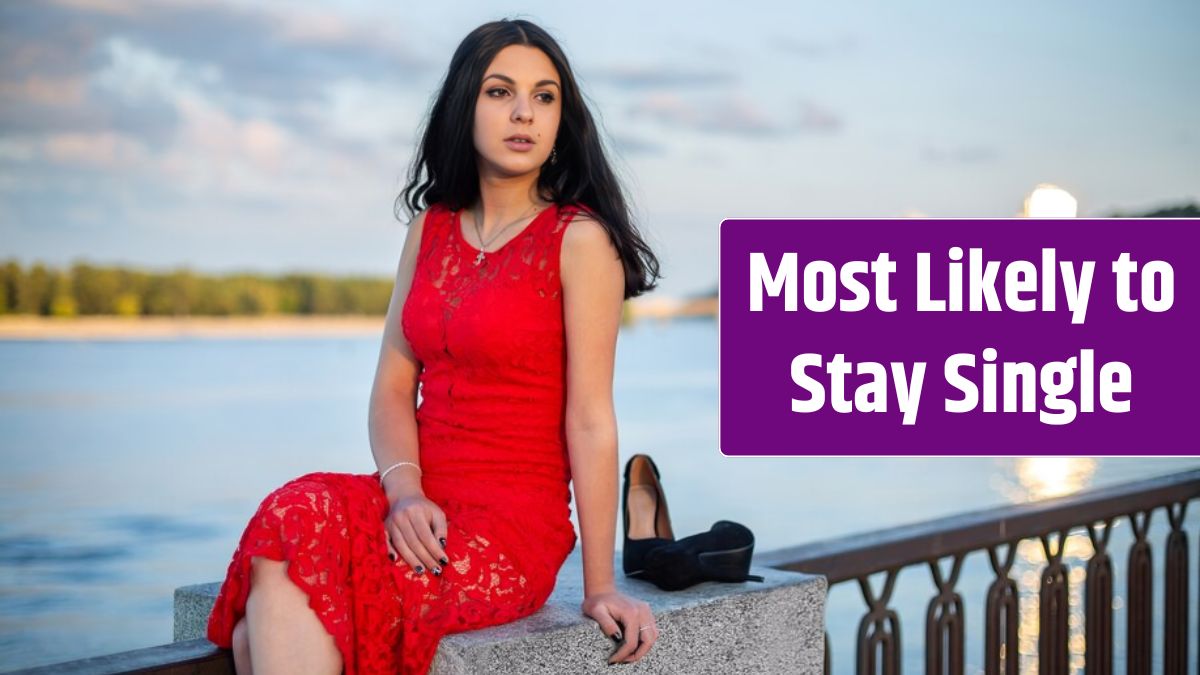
[208,202,583,675]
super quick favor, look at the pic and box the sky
[1,0,1197,297]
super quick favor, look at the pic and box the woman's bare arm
[559,212,658,666]
[561,213,626,598]
[368,209,429,503]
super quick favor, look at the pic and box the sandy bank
[0,315,386,341]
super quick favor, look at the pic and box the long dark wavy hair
[396,18,660,299]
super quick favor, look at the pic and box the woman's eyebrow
[482,73,561,89]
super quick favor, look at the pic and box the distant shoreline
[0,315,386,341]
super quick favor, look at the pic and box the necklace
[469,202,542,267]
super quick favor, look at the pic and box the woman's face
[473,45,562,179]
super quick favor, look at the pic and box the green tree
[19,263,51,315]
[337,277,392,314]
[1109,201,1200,218]
[71,262,121,315]
[117,269,151,316]
[229,275,280,315]
[48,269,78,317]
[144,269,198,316]
[194,277,236,316]
[113,292,142,317]
[287,275,340,314]
[0,260,13,314]
[276,275,305,314]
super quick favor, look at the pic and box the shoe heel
[698,543,755,582]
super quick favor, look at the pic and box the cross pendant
[474,250,485,266]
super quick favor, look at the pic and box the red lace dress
[207,201,585,675]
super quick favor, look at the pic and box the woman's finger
[428,507,450,564]
[413,507,448,573]
[624,609,657,662]
[384,531,400,563]
[586,602,623,642]
[607,608,641,664]
[386,519,419,570]
[396,514,439,575]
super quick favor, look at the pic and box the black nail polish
[432,567,442,576]
[439,537,447,547]
[388,553,396,562]
[439,556,449,565]
[612,631,623,642]
[415,565,424,574]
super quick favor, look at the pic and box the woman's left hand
[581,590,659,665]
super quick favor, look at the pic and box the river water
[0,319,1194,671]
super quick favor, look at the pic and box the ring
[638,625,653,632]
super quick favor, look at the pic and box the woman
[206,18,662,675]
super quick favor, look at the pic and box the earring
[550,145,558,165]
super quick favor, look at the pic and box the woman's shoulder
[417,202,450,221]
[559,201,604,234]
[400,204,450,259]
[408,202,452,233]
[560,203,616,255]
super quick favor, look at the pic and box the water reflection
[994,457,1098,502]
[1003,457,1097,675]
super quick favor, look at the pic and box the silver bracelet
[379,460,421,486]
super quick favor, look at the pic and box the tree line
[3,201,1192,318]
[0,261,393,317]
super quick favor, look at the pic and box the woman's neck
[474,171,547,237]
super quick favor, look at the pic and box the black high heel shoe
[641,520,765,591]
[622,454,675,578]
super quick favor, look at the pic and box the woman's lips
[504,138,534,152]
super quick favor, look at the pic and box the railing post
[1084,520,1113,675]
[925,555,964,675]
[1163,503,1188,675]
[856,569,902,675]
[984,543,1019,675]
[1038,531,1069,675]
[1127,511,1153,675]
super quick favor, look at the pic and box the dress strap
[548,202,592,239]
[415,203,451,260]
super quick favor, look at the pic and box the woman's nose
[511,97,533,123]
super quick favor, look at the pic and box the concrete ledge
[177,552,826,674]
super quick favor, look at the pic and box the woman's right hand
[384,493,451,576]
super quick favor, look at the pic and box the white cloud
[44,131,151,167]
[0,137,40,162]
[628,92,791,137]
[319,79,424,146]
[92,36,220,106]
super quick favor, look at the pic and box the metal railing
[13,469,1198,674]
[9,638,232,674]
[757,468,1200,675]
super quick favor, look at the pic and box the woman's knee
[246,556,311,620]
[263,475,347,524]
[231,618,252,675]
[232,617,249,653]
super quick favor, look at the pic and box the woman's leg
[243,556,343,675]
[231,618,252,675]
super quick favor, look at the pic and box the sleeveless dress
[206,201,585,675]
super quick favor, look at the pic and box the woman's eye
[484,87,553,103]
